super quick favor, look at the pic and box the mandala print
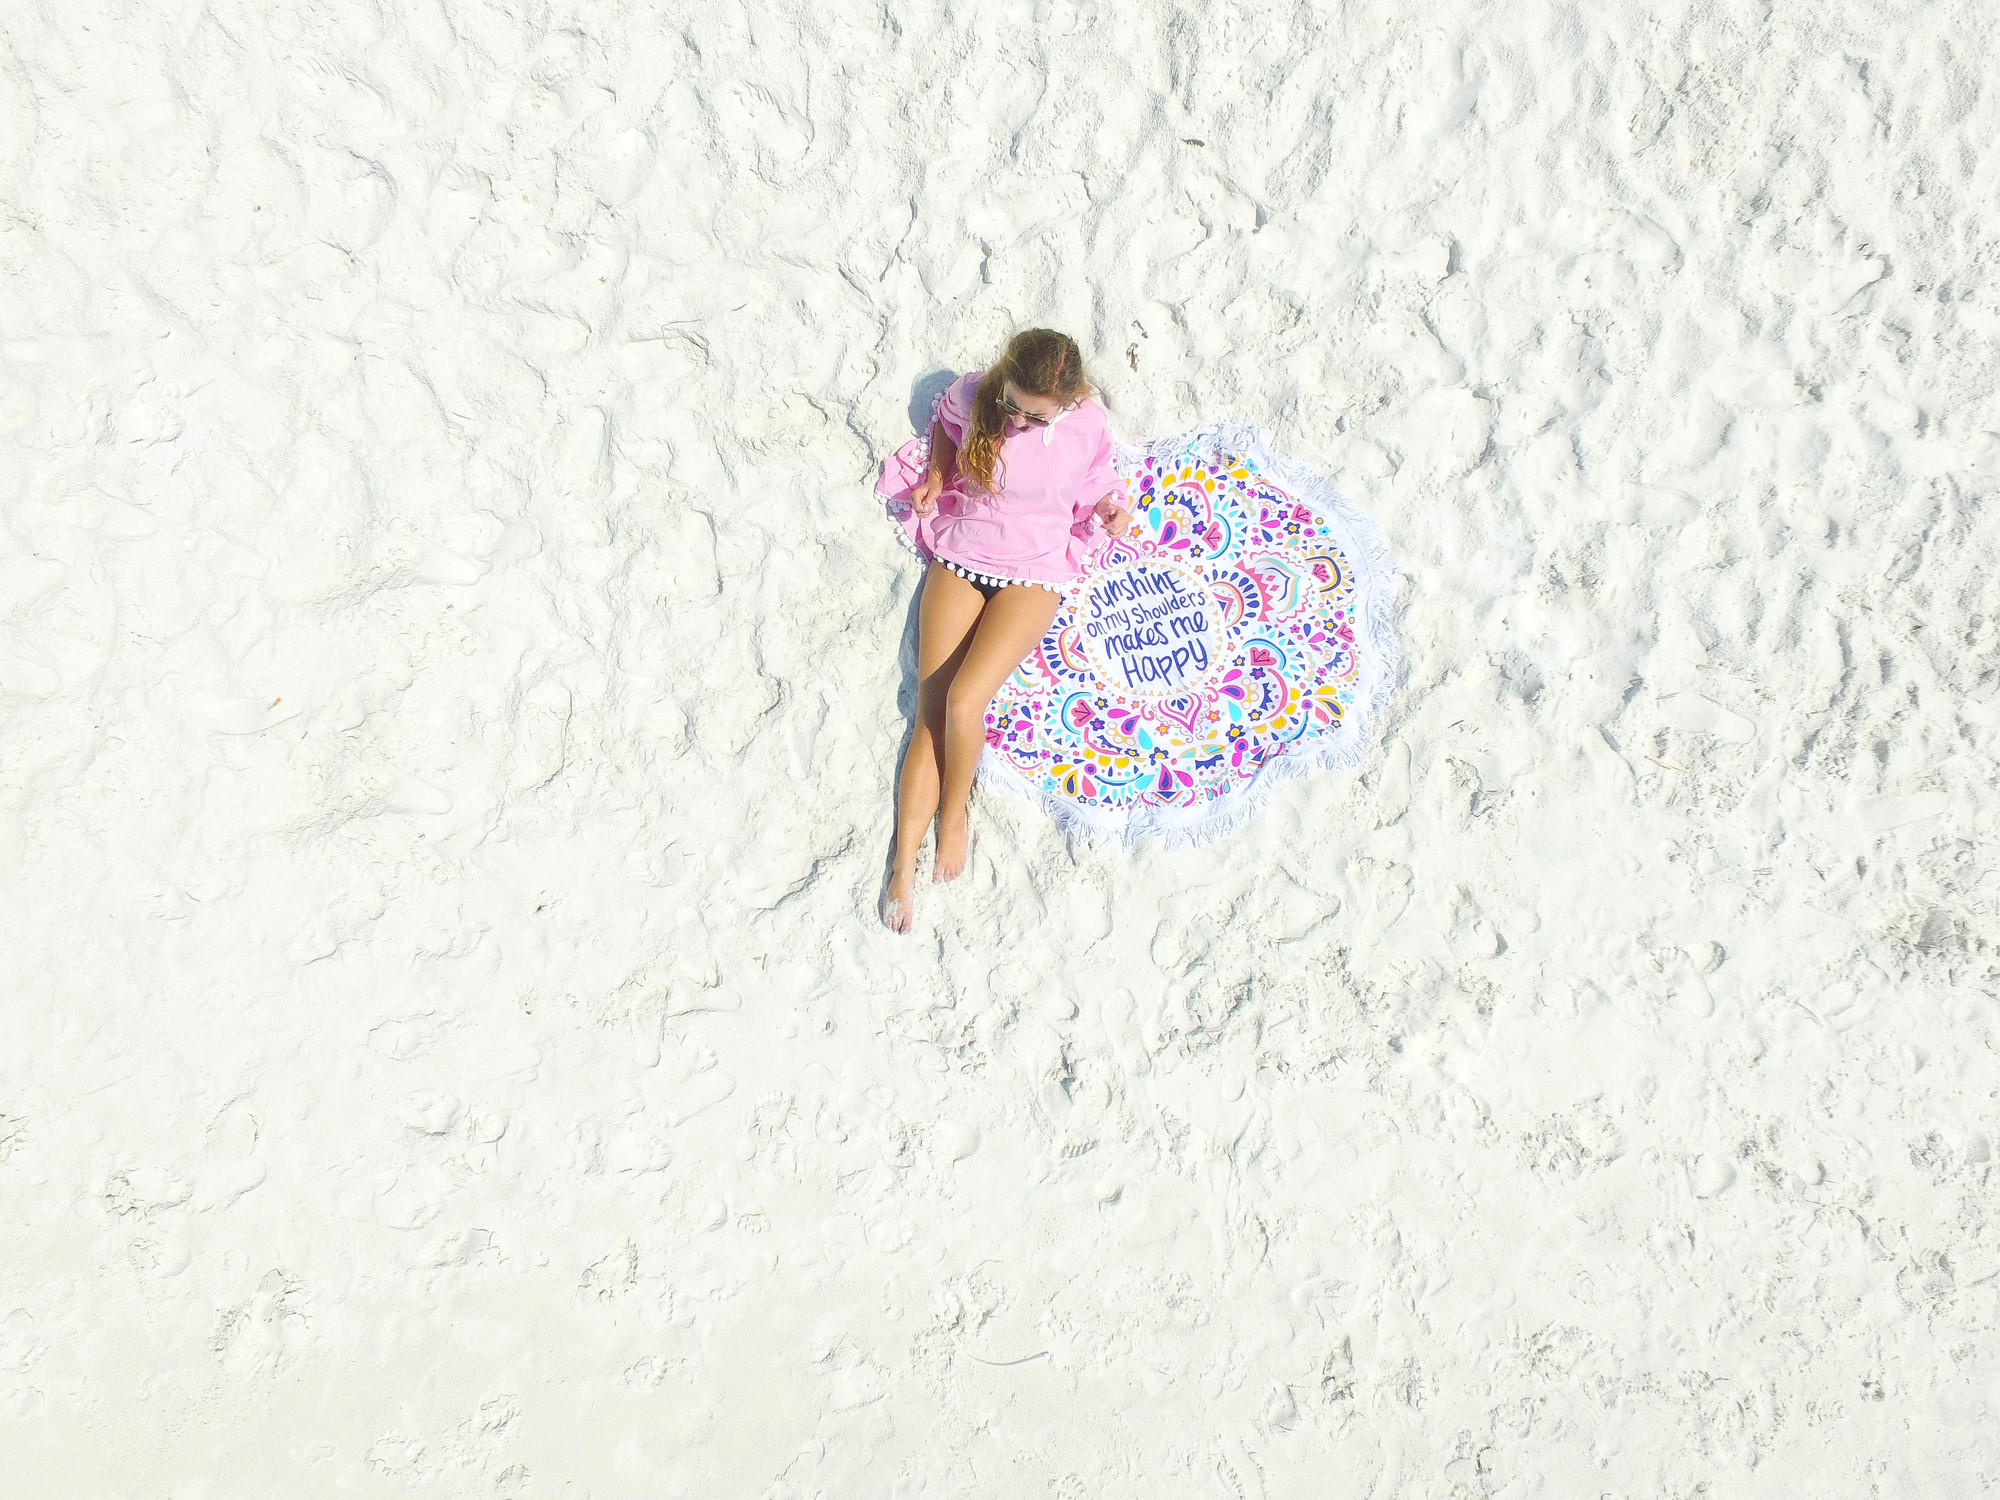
[976,425,1398,846]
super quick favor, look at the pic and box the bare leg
[884,563,987,930]
[936,583,1062,881]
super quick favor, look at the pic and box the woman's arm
[1072,414,1129,535]
[928,420,958,480]
[912,420,956,515]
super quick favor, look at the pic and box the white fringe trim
[969,421,1402,851]
[884,507,927,561]
[937,558,1062,594]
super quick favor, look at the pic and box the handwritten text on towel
[1080,563,1219,697]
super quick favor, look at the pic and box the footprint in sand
[1658,692,1755,744]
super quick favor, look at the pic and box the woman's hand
[911,468,944,517]
[1093,494,1132,536]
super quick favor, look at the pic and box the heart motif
[1157,695,1207,740]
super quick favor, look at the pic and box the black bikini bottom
[935,558,1058,601]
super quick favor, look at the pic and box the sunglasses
[998,391,1071,426]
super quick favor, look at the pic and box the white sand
[4,0,1998,1492]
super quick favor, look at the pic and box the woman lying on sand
[879,328,1132,932]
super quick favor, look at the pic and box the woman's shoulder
[1073,391,1113,430]
[938,369,985,417]
[932,370,984,437]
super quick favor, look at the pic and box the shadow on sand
[893,367,958,719]
[879,368,959,917]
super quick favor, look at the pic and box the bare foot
[881,866,916,933]
[934,811,970,883]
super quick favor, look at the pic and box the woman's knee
[944,679,992,730]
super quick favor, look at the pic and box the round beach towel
[890,424,1399,848]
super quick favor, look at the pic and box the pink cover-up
[876,371,1126,588]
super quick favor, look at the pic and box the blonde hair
[956,328,1093,495]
